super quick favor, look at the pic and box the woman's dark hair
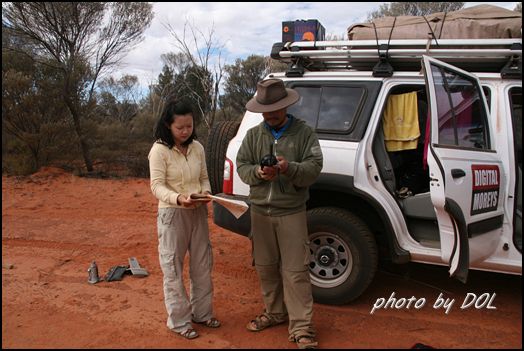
[154,100,197,148]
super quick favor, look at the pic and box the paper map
[191,194,248,219]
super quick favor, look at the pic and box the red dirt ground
[2,167,522,349]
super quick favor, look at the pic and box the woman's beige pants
[157,205,214,333]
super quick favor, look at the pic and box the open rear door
[422,55,506,283]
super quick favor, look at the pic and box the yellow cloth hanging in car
[382,91,420,152]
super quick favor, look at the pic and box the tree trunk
[62,95,94,172]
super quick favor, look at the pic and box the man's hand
[258,156,288,180]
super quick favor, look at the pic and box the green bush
[2,139,37,175]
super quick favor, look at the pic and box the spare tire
[205,121,240,194]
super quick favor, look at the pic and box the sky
[116,2,521,93]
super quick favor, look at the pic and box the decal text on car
[471,165,500,215]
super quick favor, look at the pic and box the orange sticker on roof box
[471,165,500,215]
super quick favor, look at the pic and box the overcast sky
[116,2,520,92]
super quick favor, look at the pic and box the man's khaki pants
[157,205,214,333]
[251,210,316,341]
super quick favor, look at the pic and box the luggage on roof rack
[347,4,522,41]
[270,39,522,78]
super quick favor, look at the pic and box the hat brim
[245,88,300,113]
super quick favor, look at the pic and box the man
[236,79,323,349]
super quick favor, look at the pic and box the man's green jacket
[236,116,323,216]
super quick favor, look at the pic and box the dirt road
[2,168,522,349]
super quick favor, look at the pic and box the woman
[148,100,219,339]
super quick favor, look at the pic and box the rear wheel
[307,206,378,305]
[205,121,240,194]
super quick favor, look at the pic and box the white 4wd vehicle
[206,39,522,305]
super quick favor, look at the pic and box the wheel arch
[308,173,411,264]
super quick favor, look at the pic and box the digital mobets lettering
[471,165,500,215]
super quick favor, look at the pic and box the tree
[155,64,177,102]
[96,74,140,126]
[367,2,465,22]
[89,73,155,177]
[220,54,289,121]
[2,32,84,174]
[2,68,77,174]
[3,2,154,172]
[153,58,213,119]
[161,16,227,130]
[174,65,213,118]
[515,2,522,13]
[153,53,190,102]
[222,55,267,118]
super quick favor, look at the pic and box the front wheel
[307,206,378,305]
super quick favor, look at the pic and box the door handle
[451,169,466,179]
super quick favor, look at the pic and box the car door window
[430,65,490,149]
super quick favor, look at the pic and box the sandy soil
[2,167,522,349]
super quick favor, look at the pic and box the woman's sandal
[192,317,221,328]
[246,313,284,332]
[177,328,199,339]
[296,335,318,349]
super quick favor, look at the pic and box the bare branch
[160,15,228,129]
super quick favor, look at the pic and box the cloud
[116,1,518,91]
[119,2,379,87]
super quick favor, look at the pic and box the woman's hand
[177,194,196,207]
[199,191,212,204]
[181,192,212,205]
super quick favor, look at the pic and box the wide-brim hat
[245,79,300,113]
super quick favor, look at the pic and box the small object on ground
[87,261,103,284]
[3,264,13,269]
[105,265,131,282]
[128,257,148,277]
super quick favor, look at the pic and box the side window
[287,87,320,128]
[430,64,490,149]
[288,85,365,132]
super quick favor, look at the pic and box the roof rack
[270,39,522,78]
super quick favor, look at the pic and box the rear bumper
[212,193,251,238]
